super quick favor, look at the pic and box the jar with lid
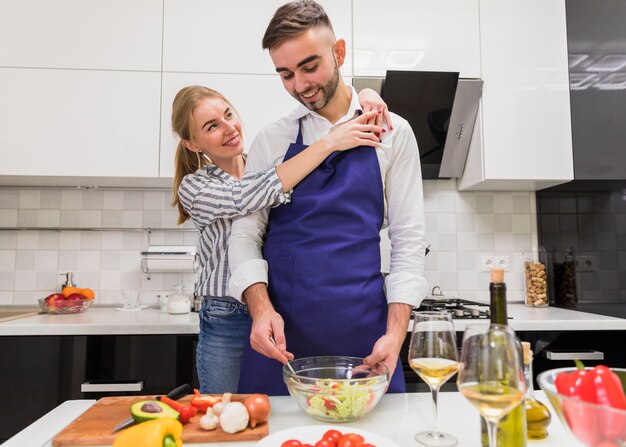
[167,284,191,314]
[523,247,549,307]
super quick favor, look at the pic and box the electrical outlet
[480,255,510,272]
[576,255,596,272]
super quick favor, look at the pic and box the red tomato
[302,445,314,447]
[338,434,365,447]
[281,441,303,447]
[314,440,336,447]
[362,444,377,447]
[323,430,343,443]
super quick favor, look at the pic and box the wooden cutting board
[52,394,268,446]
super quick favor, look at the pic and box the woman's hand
[324,110,384,151]
[358,88,393,129]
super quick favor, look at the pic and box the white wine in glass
[457,324,526,447]
[408,311,460,447]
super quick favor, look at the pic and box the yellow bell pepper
[112,417,183,447]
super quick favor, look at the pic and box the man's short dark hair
[262,0,334,50]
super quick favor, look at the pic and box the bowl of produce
[538,365,626,446]
[39,288,95,314]
[283,355,389,422]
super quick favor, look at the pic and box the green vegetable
[297,379,377,421]
[130,400,180,423]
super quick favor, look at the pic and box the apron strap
[295,118,304,145]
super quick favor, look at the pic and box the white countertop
[3,392,584,447]
[0,304,625,336]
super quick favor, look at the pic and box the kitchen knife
[112,383,192,433]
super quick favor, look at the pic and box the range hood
[353,71,483,179]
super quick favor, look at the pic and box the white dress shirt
[228,87,428,308]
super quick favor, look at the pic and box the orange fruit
[81,288,95,300]
[61,286,81,297]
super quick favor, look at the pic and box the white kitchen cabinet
[459,0,573,190]
[0,0,162,71]
[353,0,481,78]
[0,68,161,181]
[162,0,352,76]
[160,73,312,178]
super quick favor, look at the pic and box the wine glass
[408,311,460,446]
[457,324,526,447]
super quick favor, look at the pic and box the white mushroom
[212,392,232,416]
[199,407,219,431]
[219,402,249,434]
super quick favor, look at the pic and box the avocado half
[130,400,180,423]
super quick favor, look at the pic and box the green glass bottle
[480,268,527,447]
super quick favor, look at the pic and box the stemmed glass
[457,324,526,447]
[408,311,460,446]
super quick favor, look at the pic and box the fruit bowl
[283,355,389,422]
[538,367,626,446]
[38,297,93,314]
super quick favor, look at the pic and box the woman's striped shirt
[178,164,290,298]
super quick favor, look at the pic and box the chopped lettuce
[296,379,378,421]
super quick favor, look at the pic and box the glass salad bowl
[538,367,626,446]
[283,355,389,422]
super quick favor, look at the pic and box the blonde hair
[171,85,239,224]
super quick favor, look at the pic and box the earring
[196,152,202,170]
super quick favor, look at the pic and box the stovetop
[415,298,490,319]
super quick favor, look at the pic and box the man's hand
[363,332,404,379]
[363,303,412,379]
[243,283,294,365]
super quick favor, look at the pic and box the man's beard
[294,68,340,112]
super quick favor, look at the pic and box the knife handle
[158,383,192,401]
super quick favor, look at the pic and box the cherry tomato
[302,445,314,447]
[314,440,336,447]
[338,433,365,447]
[362,444,378,447]
[323,430,343,443]
[281,441,303,447]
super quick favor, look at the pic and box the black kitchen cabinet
[566,0,626,180]
[0,334,197,442]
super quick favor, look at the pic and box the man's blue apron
[237,118,405,395]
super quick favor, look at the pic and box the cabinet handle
[544,350,604,360]
[81,381,144,392]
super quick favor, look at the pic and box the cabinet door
[460,0,573,190]
[162,0,352,75]
[160,73,310,178]
[353,0,481,78]
[0,68,161,178]
[0,0,162,71]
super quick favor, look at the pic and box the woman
[171,85,390,393]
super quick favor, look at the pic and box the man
[229,0,427,395]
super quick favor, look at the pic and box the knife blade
[112,383,192,433]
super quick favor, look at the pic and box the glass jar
[523,247,549,307]
[551,247,578,307]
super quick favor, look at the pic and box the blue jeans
[196,296,250,394]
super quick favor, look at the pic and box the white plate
[255,425,400,447]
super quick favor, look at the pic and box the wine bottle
[522,342,551,439]
[480,268,527,447]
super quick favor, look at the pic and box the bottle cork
[522,341,532,364]
[490,267,504,284]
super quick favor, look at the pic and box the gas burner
[415,298,490,319]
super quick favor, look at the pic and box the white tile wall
[0,180,538,306]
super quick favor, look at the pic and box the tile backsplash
[0,179,538,306]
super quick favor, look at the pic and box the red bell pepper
[555,361,626,444]
[190,389,222,412]
[159,396,198,424]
